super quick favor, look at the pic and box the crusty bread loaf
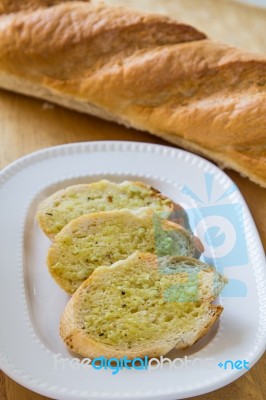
[47,207,200,293]
[0,1,265,186]
[60,251,226,359]
[36,180,175,239]
[105,0,266,55]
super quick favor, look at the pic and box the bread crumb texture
[61,252,226,358]
[48,208,196,293]
[37,180,173,239]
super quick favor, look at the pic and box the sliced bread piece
[47,207,199,294]
[37,180,175,239]
[60,251,227,359]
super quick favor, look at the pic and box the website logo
[218,359,250,370]
[53,354,216,374]
[179,173,248,297]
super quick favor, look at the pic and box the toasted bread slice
[47,208,200,294]
[37,180,175,239]
[60,252,226,359]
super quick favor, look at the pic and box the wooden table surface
[0,89,265,400]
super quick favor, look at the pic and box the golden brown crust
[60,301,222,358]
[0,1,206,75]
[47,208,199,294]
[36,180,175,240]
[0,1,91,14]
[106,0,266,55]
[60,281,175,359]
[178,304,223,349]
[60,253,224,359]
[0,1,265,186]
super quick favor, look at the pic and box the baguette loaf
[47,207,199,293]
[36,180,175,239]
[105,0,266,54]
[60,251,226,359]
[0,1,265,186]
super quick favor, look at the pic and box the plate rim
[0,140,266,400]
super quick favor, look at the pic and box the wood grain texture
[0,88,265,399]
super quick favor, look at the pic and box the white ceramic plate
[0,141,265,400]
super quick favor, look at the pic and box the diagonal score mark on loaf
[0,2,206,77]
[0,1,265,183]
